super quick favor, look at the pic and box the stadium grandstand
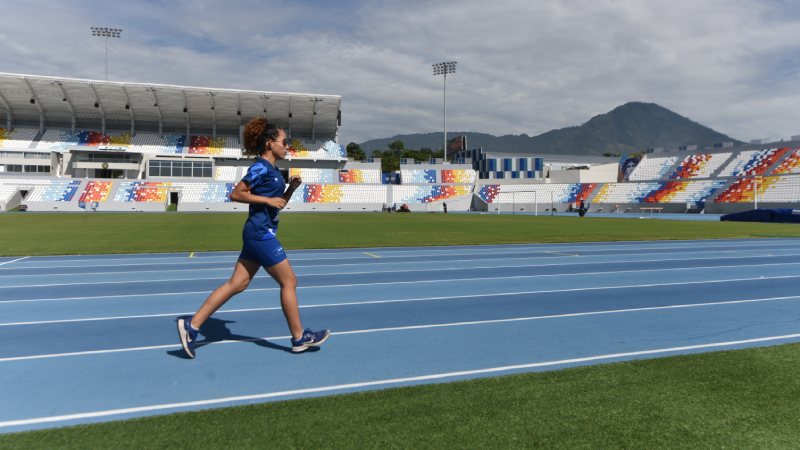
[1,72,800,214]
[478,140,800,214]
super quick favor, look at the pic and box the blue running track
[2,238,800,433]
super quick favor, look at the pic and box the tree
[346,142,365,161]
[389,140,405,153]
[381,155,398,173]
[364,144,445,173]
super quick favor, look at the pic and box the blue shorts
[239,238,287,268]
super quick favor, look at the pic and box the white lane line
[0,259,234,272]
[0,266,236,279]
[2,332,800,429]
[1,251,791,279]
[0,289,218,305]
[0,252,234,268]
[6,240,800,270]
[0,254,555,279]
[543,251,579,257]
[0,255,381,271]
[3,292,800,361]
[2,260,800,290]
[3,265,800,306]
[0,251,448,269]
[301,239,800,255]
[0,257,29,267]
[363,252,382,258]
[3,290,800,328]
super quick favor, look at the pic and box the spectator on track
[177,118,330,358]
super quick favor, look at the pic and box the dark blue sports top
[240,157,285,241]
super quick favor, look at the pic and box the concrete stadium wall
[486,201,571,214]
[587,203,691,213]
[94,201,167,212]
[405,195,472,213]
[283,203,385,212]
[0,191,23,211]
[23,201,86,212]
[178,202,247,212]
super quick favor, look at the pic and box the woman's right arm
[229,181,287,209]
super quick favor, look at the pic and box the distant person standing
[578,200,588,217]
[177,118,330,358]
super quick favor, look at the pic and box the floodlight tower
[432,61,457,163]
[90,27,123,80]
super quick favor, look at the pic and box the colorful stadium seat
[718,147,789,178]
[670,153,730,179]
[113,181,172,203]
[772,148,800,175]
[401,169,437,184]
[79,180,113,203]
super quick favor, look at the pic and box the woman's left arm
[229,181,286,208]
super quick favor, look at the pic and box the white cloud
[1,0,798,144]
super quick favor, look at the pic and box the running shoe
[177,317,199,359]
[291,328,331,353]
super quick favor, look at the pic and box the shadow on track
[168,317,315,358]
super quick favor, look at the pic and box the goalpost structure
[494,190,555,216]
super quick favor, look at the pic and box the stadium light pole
[90,27,123,80]
[432,61,456,163]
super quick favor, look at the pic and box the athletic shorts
[239,238,287,268]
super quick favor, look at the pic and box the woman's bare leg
[190,259,261,329]
[265,259,303,340]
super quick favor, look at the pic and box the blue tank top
[240,158,285,241]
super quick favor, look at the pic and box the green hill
[360,102,741,155]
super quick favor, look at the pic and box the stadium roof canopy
[0,72,342,139]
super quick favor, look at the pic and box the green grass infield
[1,212,800,256]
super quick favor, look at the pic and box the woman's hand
[283,176,302,202]
[267,197,287,209]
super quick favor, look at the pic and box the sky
[1,0,799,145]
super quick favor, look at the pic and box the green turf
[1,212,800,256]
[3,343,799,449]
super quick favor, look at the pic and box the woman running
[177,118,330,358]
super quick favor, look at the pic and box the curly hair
[242,117,282,157]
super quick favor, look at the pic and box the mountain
[359,102,741,156]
